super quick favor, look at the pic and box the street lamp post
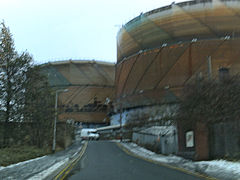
[52,89,68,153]
[119,103,123,142]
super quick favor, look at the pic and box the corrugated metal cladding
[41,60,115,124]
[116,0,240,110]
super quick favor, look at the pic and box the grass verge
[0,146,51,166]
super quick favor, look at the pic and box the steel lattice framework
[41,60,115,124]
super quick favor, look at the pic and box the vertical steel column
[188,43,193,78]
[115,63,124,99]
[207,56,212,80]
[120,103,123,142]
[52,91,58,153]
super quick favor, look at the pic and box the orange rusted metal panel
[116,0,240,110]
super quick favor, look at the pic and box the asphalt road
[66,141,204,180]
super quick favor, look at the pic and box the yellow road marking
[116,142,218,180]
[54,141,88,180]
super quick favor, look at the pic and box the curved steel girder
[115,63,124,98]
[92,63,113,84]
[144,15,176,41]
[70,61,95,84]
[132,47,164,94]
[122,26,143,50]
[122,15,174,55]
[176,4,220,38]
[218,0,240,19]
[120,53,141,96]
[63,86,87,105]
[153,43,191,89]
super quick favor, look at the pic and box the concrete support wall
[195,122,209,160]
[209,120,240,159]
[110,104,177,126]
[178,120,240,160]
[132,127,178,155]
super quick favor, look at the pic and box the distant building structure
[41,60,115,128]
[114,0,240,159]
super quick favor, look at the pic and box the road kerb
[54,141,88,180]
[116,142,218,180]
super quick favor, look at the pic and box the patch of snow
[139,126,176,136]
[0,142,83,180]
[120,142,240,180]
[110,139,121,143]
[0,155,47,171]
[28,158,69,180]
[134,146,155,156]
[71,147,82,158]
[196,160,240,180]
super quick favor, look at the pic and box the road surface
[65,141,204,180]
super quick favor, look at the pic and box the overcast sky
[0,0,185,64]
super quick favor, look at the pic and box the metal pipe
[120,104,123,142]
[207,56,212,79]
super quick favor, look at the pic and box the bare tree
[23,66,55,148]
[0,22,55,148]
[176,75,240,125]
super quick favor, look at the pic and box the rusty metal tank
[116,0,240,110]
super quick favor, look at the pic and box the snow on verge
[196,160,240,180]
[0,156,47,171]
[28,158,69,180]
[0,142,83,180]
[120,142,240,180]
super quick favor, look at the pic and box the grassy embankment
[0,146,51,166]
